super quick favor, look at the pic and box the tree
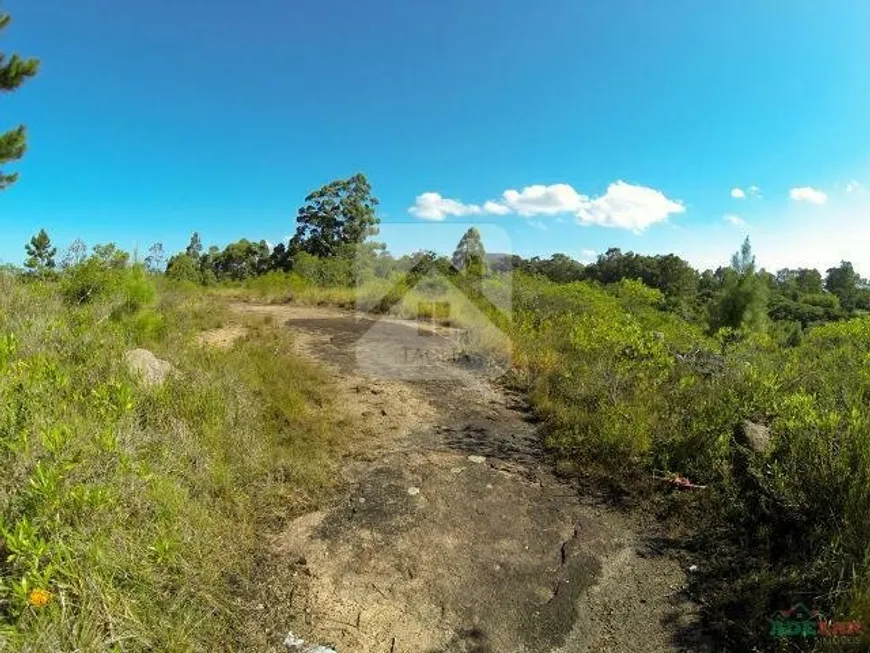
[92,243,129,269]
[165,254,201,283]
[24,228,56,273]
[452,227,486,278]
[521,253,585,283]
[0,13,39,190]
[269,242,292,272]
[709,237,768,332]
[291,173,380,257]
[581,248,697,306]
[825,261,862,312]
[145,242,165,273]
[185,232,203,258]
[199,245,220,283]
[60,238,88,269]
[212,239,270,280]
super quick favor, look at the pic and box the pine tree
[0,13,39,190]
[710,237,768,332]
[24,228,57,273]
[452,227,487,279]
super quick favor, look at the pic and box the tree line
[15,171,870,341]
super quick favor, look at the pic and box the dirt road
[234,304,704,653]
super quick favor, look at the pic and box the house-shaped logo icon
[769,603,825,638]
[354,255,512,381]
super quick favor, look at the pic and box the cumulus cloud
[409,181,684,232]
[408,192,483,221]
[482,200,511,215]
[576,181,685,232]
[723,214,747,227]
[731,188,747,199]
[846,180,863,193]
[789,186,827,205]
[748,185,761,197]
[499,184,587,216]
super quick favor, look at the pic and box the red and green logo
[770,603,863,638]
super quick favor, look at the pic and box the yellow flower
[27,588,52,608]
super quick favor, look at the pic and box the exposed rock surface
[124,348,175,387]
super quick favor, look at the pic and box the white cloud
[409,180,684,232]
[500,184,587,217]
[748,185,761,198]
[575,181,685,232]
[723,214,747,227]
[482,200,511,215]
[789,186,827,205]
[731,188,746,199]
[846,180,863,193]
[527,220,548,231]
[408,192,483,221]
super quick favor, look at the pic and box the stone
[124,349,176,388]
[734,420,772,455]
[467,455,486,464]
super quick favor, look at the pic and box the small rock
[124,349,175,388]
[450,467,464,474]
[688,564,699,573]
[734,420,772,454]
[467,455,486,464]
[407,487,420,496]
[283,631,337,653]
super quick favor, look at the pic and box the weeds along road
[233,303,704,653]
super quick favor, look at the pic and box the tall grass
[0,271,351,649]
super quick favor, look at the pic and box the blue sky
[2,0,870,273]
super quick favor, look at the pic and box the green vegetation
[151,180,870,651]
[0,12,39,190]
[6,3,867,647]
[0,242,353,648]
[23,229,56,276]
[7,159,870,651]
[452,227,487,280]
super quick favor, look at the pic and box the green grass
[0,272,353,649]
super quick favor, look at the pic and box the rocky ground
[229,304,708,653]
